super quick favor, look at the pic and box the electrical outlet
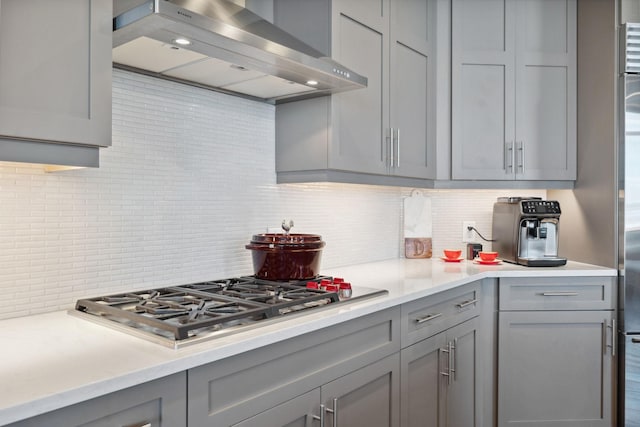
[462,221,476,243]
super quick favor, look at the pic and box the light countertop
[0,258,615,425]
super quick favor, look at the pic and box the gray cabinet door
[232,389,321,427]
[400,317,481,427]
[389,0,436,179]
[514,0,576,180]
[446,317,480,427]
[321,353,400,427]
[451,0,516,180]
[330,0,389,175]
[451,0,576,181]
[400,331,447,427]
[275,0,444,184]
[7,373,187,427]
[0,0,111,147]
[498,311,614,427]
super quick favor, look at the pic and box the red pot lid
[247,234,325,250]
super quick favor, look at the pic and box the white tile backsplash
[0,70,544,319]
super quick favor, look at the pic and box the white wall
[0,70,543,319]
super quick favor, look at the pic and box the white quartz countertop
[0,258,615,425]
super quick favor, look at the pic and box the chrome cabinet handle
[456,298,478,309]
[383,129,391,169]
[505,141,514,173]
[632,337,640,344]
[516,141,525,174]
[451,339,457,381]
[540,292,579,296]
[125,423,151,427]
[389,128,395,168]
[324,398,338,427]
[415,312,443,324]
[606,318,616,356]
[440,347,451,385]
[396,128,400,168]
[604,318,617,356]
[313,404,325,426]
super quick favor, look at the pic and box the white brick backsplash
[0,70,545,319]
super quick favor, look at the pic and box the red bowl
[443,249,462,259]
[478,251,498,261]
[246,233,325,280]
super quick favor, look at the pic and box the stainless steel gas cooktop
[71,276,386,348]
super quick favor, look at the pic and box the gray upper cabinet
[451,0,576,181]
[329,0,389,176]
[389,0,437,179]
[0,0,112,167]
[275,0,438,185]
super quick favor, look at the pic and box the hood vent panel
[113,0,367,103]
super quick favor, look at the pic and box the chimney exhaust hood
[112,0,368,103]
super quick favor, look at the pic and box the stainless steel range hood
[112,0,367,104]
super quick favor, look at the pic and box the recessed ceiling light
[173,38,191,46]
[306,80,318,86]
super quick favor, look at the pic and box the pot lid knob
[282,219,294,235]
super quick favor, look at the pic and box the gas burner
[73,275,387,347]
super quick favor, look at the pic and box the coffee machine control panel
[521,200,561,216]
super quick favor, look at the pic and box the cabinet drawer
[401,281,481,347]
[499,276,616,311]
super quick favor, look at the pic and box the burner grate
[75,276,339,340]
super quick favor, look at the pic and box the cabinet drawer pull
[415,312,443,324]
[632,337,640,344]
[125,423,151,427]
[540,292,579,297]
[456,298,478,309]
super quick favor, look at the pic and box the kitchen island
[0,258,616,426]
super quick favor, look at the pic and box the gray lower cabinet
[401,317,481,427]
[188,307,401,427]
[451,0,576,182]
[321,354,400,427]
[497,277,616,427]
[11,275,618,427]
[400,281,485,427]
[498,311,614,426]
[232,354,400,427]
[275,0,440,184]
[6,372,187,427]
[0,0,112,167]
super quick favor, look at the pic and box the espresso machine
[492,197,567,267]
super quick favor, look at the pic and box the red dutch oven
[246,233,325,280]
